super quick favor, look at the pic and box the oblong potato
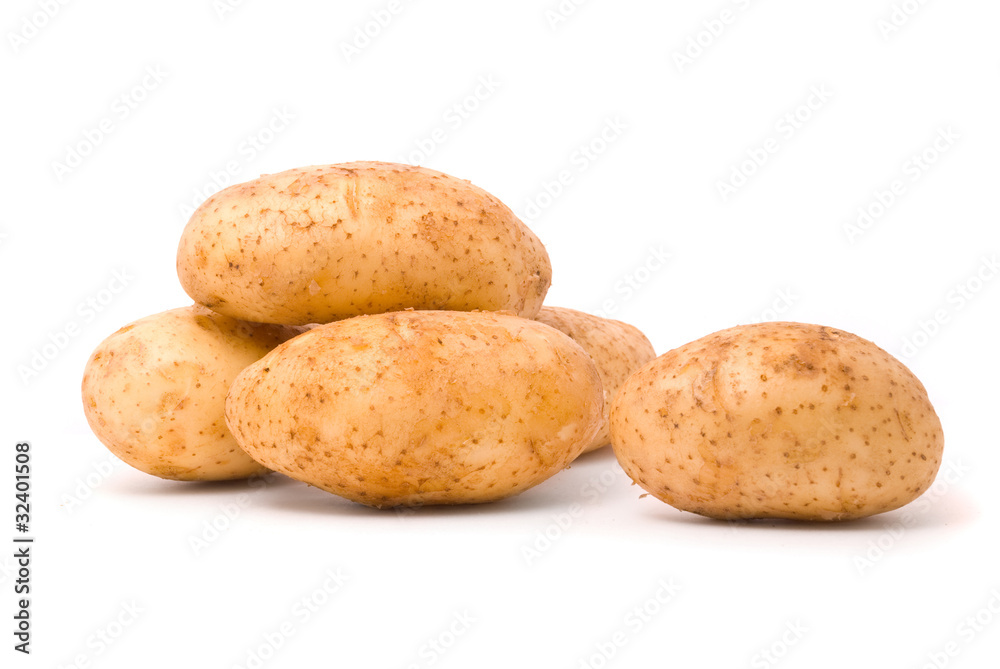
[176,162,552,325]
[536,306,655,453]
[81,305,303,481]
[225,311,603,507]
[610,322,944,521]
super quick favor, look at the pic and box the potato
[536,307,655,453]
[225,311,603,507]
[81,306,303,481]
[176,162,552,325]
[609,322,944,521]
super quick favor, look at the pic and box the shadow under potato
[259,445,627,517]
[106,470,294,496]
[100,444,619,515]
[260,474,593,518]
[106,445,974,532]
[643,487,977,533]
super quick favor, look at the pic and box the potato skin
[536,307,655,452]
[176,162,552,325]
[609,322,944,521]
[81,306,303,481]
[225,311,603,507]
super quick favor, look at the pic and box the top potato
[176,162,552,325]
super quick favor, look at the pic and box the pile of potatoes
[82,161,944,520]
[82,162,656,506]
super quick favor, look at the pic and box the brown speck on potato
[223,311,603,507]
[176,162,552,325]
[81,306,299,482]
[608,321,944,521]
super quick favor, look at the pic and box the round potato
[81,305,303,481]
[536,306,655,453]
[176,162,552,325]
[225,311,603,507]
[609,322,944,521]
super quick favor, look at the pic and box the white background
[2,0,998,667]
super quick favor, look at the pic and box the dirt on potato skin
[226,310,604,508]
[610,321,945,521]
